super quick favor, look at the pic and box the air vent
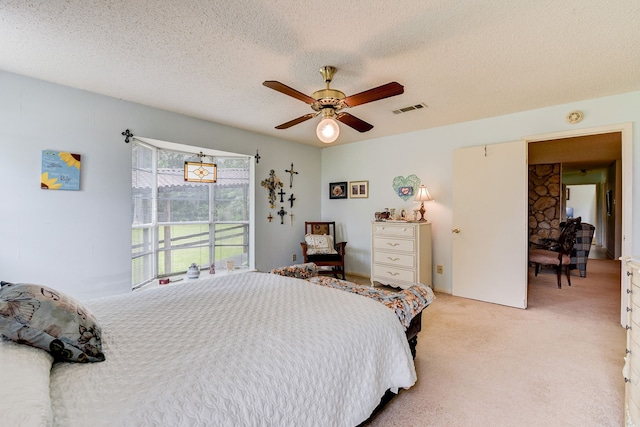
[392,103,428,114]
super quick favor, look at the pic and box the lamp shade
[414,185,433,202]
[316,118,340,143]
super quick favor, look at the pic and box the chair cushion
[304,234,338,255]
[529,249,570,266]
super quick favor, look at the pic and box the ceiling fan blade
[263,81,316,105]
[275,113,317,129]
[336,112,374,133]
[342,82,404,107]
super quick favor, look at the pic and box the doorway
[525,123,632,326]
[448,124,631,320]
[528,131,622,259]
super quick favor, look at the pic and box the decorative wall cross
[121,129,134,143]
[285,162,298,188]
[278,188,286,203]
[267,213,273,222]
[255,149,261,163]
[260,169,283,209]
[277,206,287,225]
[288,193,296,208]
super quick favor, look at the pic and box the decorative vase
[187,263,200,279]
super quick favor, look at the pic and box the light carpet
[356,259,625,427]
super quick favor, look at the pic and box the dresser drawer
[629,393,640,426]
[629,337,640,374]
[373,251,415,268]
[632,297,640,328]
[627,323,640,354]
[632,280,640,306]
[632,268,640,287]
[628,366,640,404]
[373,236,415,252]
[372,223,415,238]
[372,264,416,283]
[630,332,640,354]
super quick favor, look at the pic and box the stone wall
[529,164,561,243]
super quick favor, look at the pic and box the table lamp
[414,184,433,222]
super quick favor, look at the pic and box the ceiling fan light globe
[317,118,340,143]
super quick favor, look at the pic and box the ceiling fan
[263,66,404,143]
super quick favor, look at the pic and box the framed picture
[349,180,369,198]
[329,182,348,199]
[41,150,81,191]
[398,186,413,198]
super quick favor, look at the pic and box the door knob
[452,228,461,233]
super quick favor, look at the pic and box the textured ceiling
[1,1,639,147]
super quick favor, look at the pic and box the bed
[0,270,434,426]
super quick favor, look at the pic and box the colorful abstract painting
[41,150,81,190]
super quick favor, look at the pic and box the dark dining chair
[529,217,582,288]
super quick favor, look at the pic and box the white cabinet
[371,221,432,289]
[623,258,640,427]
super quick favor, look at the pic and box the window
[131,140,253,288]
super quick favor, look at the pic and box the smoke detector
[566,110,583,124]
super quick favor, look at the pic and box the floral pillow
[0,282,105,363]
[304,234,338,255]
[270,263,319,279]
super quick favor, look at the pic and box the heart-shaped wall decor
[392,174,421,201]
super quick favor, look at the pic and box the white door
[452,141,528,308]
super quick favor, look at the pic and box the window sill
[136,268,255,291]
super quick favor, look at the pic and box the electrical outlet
[436,265,443,274]
[292,253,296,262]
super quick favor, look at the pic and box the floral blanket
[270,263,435,330]
[307,277,434,330]
[270,263,320,280]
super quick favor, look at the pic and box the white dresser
[371,221,432,289]
[624,258,640,427]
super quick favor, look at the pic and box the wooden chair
[300,222,347,280]
[529,217,581,288]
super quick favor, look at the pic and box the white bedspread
[49,272,416,426]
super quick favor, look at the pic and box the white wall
[2,68,638,299]
[321,91,640,293]
[0,70,321,300]
[566,184,597,226]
